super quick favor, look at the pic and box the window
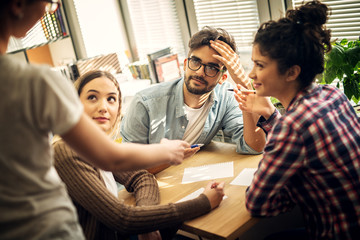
[192,0,260,50]
[122,0,186,61]
[72,0,128,58]
[292,0,360,41]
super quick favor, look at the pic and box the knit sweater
[53,140,211,240]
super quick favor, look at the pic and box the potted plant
[321,39,360,104]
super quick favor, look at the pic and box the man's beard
[184,75,215,95]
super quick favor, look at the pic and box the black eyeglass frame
[187,57,225,77]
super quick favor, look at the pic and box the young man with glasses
[121,26,266,173]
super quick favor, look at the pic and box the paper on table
[176,187,227,203]
[177,188,205,203]
[182,161,233,184]
[230,168,258,186]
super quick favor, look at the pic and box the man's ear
[218,73,227,85]
[183,58,187,71]
[286,65,301,82]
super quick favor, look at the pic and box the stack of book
[147,47,172,83]
[40,9,68,41]
[128,61,150,80]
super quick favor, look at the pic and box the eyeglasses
[187,57,224,77]
[41,0,61,13]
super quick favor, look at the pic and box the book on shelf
[40,8,67,41]
[147,47,172,83]
[128,61,150,80]
[153,53,181,83]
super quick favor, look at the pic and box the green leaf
[340,39,348,46]
[323,39,360,104]
[355,61,360,71]
[343,76,360,102]
[323,66,337,83]
[329,45,345,66]
[345,46,360,68]
[343,65,354,78]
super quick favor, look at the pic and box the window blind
[125,0,186,61]
[192,0,260,51]
[292,0,360,41]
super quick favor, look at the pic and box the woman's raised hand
[234,86,275,119]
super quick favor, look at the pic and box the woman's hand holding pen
[184,147,199,159]
[210,40,252,90]
[233,85,275,119]
[159,138,190,165]
[184,143,204,158]
[203,181,225,210]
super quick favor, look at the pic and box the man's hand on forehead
[210,40,252,90]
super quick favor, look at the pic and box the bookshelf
[7,6,76,67]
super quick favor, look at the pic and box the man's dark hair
[188,26,237,56]
[188,26,237,72]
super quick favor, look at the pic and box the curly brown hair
[253,0,332,90]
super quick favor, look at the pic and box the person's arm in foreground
[210,40,266,152]
[120,95,199,174]
[62,113,189,172]
[54,144,224,234]
[147,145,201,174]
[113,171,161,240]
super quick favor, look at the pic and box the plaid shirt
[246,84,360,239]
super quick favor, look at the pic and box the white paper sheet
[176,188,205,203]
[230,168,257,186]
[182,161,234,184]
[176,187,227,203]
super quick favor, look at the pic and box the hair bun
[286,0,328,27]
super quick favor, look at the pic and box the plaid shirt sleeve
[246,116,304,216]
[257,108,281,134]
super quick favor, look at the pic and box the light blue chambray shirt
[120,78,260,154]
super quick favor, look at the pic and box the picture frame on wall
[153,53,181,83]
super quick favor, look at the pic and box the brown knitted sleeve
[53,140,211,235]
[113,170,160,206]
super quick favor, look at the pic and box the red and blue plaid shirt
[246,84,360,239]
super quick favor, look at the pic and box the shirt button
[182,126,185,129]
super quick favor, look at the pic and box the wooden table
[119,141,262,240]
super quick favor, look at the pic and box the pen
[241,89,256,94]
[190,144,204,148]
[227,89,256,94]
